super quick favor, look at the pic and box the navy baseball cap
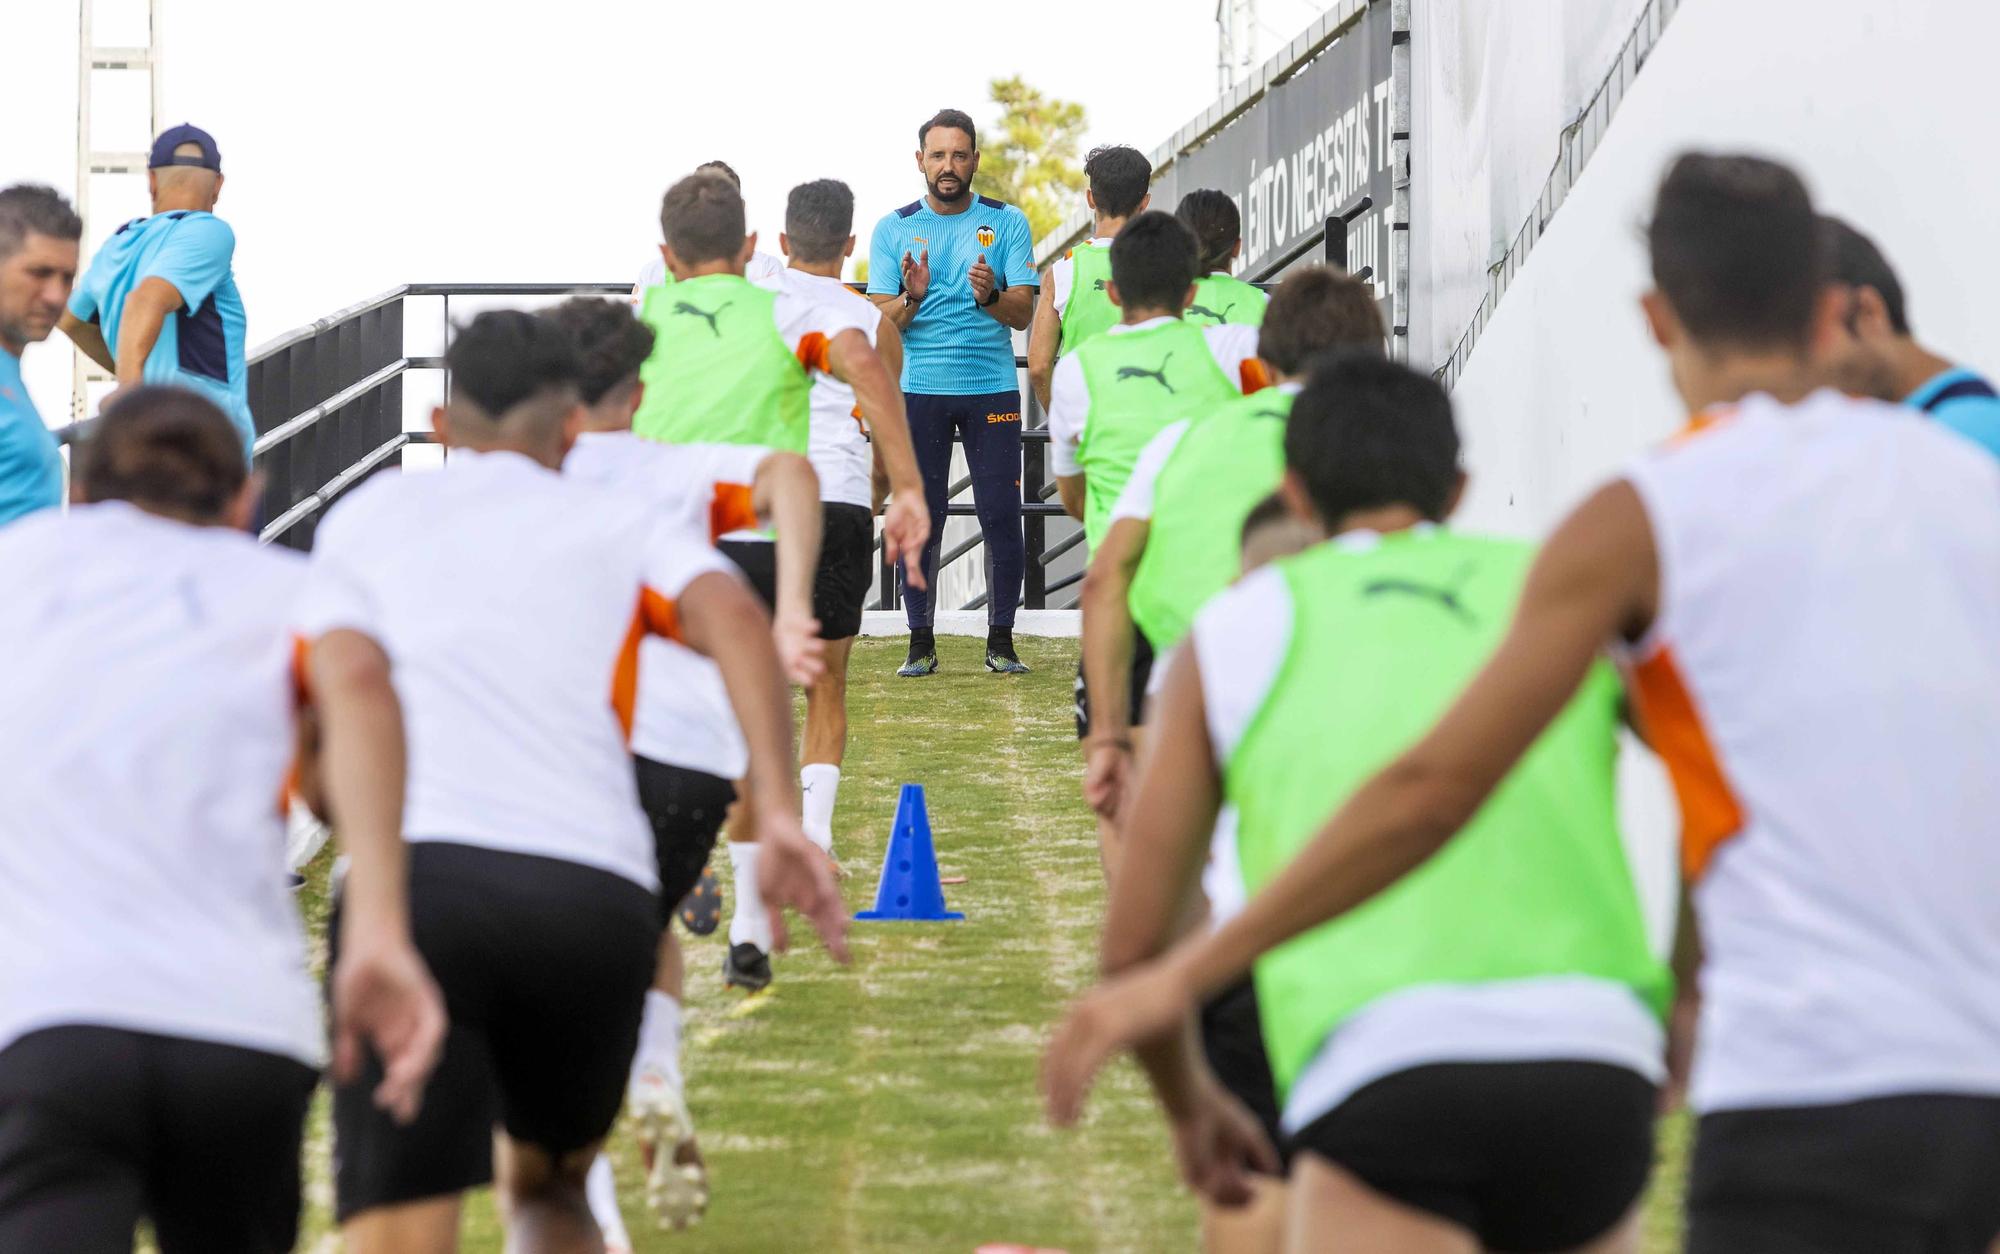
[148,124,221,172]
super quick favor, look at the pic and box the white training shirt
[1111,379,1305,525]
[630,249,787,304]
[0,502,324,1066]
[1192,540,1666,1133]
[1046,235,1115,321]
[1046,317,1263,478]
[565,430,767,780]
[298,448,733,891]
[1620,388,2000,1115]
[780,268,880,508]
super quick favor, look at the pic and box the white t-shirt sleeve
[1203,323,1264,392]
[1111,420,1191,523]
[642,525,739,630]
[748,251,787,289]
[1050,254,1075,320]
[778,289,878,376]
[295,495,386,640]
[1190,566,1294,767]
[632,255,666,305]
[1048,354,1091,478]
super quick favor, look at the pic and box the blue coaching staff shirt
[869,195,1036,394]
[69,210,254,455]
[0,346,61,527]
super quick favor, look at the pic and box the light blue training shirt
[0,347,63,527]
[868,194,1036,396]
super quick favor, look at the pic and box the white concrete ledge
[859,609,1079,639]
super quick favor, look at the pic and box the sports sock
[632,990,683,1092]
[908,627,935,657]
[800,763,840,852]
[586,1154,633,1251]
[728,840,772,951]
[987,625,1015,656]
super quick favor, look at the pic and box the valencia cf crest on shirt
[976,224,997,248]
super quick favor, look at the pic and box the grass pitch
[298,635,1690,1252]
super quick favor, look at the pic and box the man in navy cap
[60,124,256,458]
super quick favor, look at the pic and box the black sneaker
[722,942,773,992]
[676,866,722,936]
[985,629,1030,674]
[897,634,938,677]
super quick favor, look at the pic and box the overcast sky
[2,0,1333,419]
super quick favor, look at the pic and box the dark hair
[1107,211,1199,314]
[1085,145,1152,221]
[660,171,746,267]
[1820,215,1909,335]
[696,160,741,189]
[541,298,655,407]
[75,386,246,519]
[1258,267,1386,373]
[446,309,581,421]
[918,109,977,150]
[1240,492,1292,546]
[1647,152,1826,351]
[1176,189,1240,275]
[786,179,855,264]
[0,184,82,262]
[1286,353,1459,525]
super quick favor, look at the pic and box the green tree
[851,257,870,286]
[977,77,1089,242]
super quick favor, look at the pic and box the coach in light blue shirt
[1821,216,2000,460]
[0,186,83,527]
[61,123,256,459]
[867,108,1040,676]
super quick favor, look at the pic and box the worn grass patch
[296,635,1691,1252]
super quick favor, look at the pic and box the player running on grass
[1045,209,1263,878]
[632,169,927,993]
[1027,144,1152,408]
[309,311,844,1254]
[776,178,928,870]
[0,388,444,1253]
[546,296,825,1239]
[1045,153,2000,1254]
[1080,266,1383,834]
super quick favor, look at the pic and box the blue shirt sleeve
[66,258,100,322]
[144,214,235,311]
[1929,396,2000,462]
[1001,208,1038,288]
[867,215,902,296]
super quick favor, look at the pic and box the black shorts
[0,1025,316,1254]
[717,537,777,612]
[1292,1061,1657,1252]
[636,755,735,922]
[1198,979,1286,1169]
[1686,1093,2000,1254]
[1074,628,1155,741]
[814,501,874,640]
[330,842,659,1220]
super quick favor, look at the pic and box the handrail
[246,285,409,364]
[252,358,408,457]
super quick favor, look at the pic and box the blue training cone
[856,784,964,922]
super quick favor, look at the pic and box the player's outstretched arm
[678,571,851,962]
[751,450,826,687]
[828,324,929,585]
[310,628,446,1126]
[1026,280,1060,411]
[1043,480,1659,1124]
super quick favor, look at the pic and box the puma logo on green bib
[1116,354,1176,394]
[1363,561,1481,623]
[1188,302,1235,322]
[672,300,731,337]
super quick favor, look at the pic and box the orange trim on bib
[1630,645,1744,880]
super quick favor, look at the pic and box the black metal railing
[52,282,1087,609]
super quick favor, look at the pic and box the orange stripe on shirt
[1666,405,1739,449]
[1630,645,1745,880]
[1240,358,1271,393]
[709,481,757,544]
[281,636,312,817]
[610,587,686,742]
[796,331,831,374]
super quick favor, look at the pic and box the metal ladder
[72,0,165,422]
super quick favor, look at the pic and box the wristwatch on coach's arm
[980,280,1004,308]
[902,290,922,313]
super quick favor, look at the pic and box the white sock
[728,840,772,951]
[800,763,841,852]
[631,990,683,1092]
[585,1154,633,1252]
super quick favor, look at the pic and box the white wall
[1410,0,1652,370]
